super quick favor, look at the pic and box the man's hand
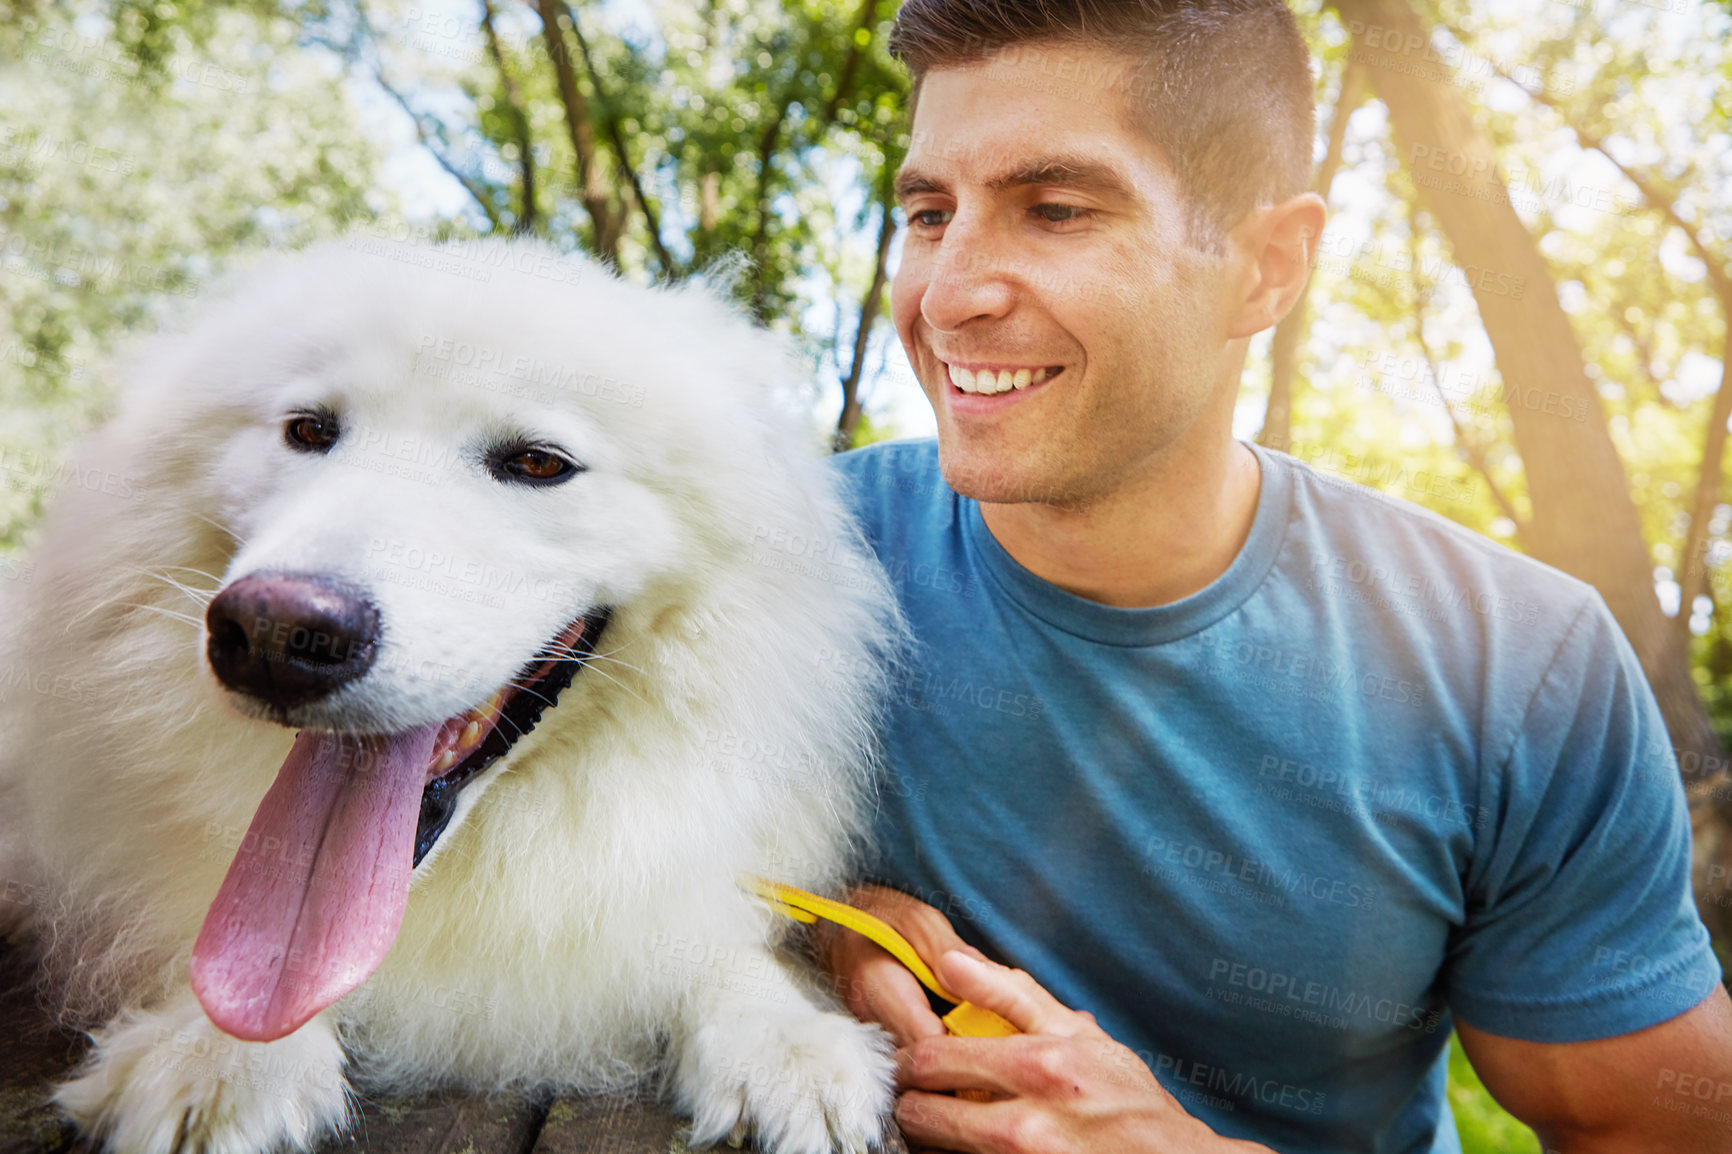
[893,950,1271,1153]
[818,884,990,1046]
[818,887,1271,1153]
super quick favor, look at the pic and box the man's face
[892,42,1241,508]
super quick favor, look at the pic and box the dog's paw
[674,1004,895,1154]
[54,993,349,1154]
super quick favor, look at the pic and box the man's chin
[936,449,1093,511]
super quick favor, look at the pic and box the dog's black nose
[205,573,380,710]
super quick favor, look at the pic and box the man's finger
[896,1036,1019,1096]
[894,1089,1000,1154]
[850,949,946,1046]
[847,884,990,986]
[937,950,1089,1037]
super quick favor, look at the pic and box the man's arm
[1457,988,1732,1154]
[1438,595,1732,1151]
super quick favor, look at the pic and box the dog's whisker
[123,567,219,609]
[521,647,651,705]
[158,564,227,586]
[185,509,247,547]
[486,709,537,744]
[581,661,644,679]
[532,647,602,668]
[583,655,648,677]
[588,639,640,663]
[529,644,598,665]
[533,645,646,678]
[563,662,647,706]
[498,683,561,721]
[65,587,200,631]
[111,603,205,629]
[161,583,216,608]
[118,562,214,588]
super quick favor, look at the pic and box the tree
[1259,58,1367,453]
[434,0,909,432]
[1329,0,1732,948]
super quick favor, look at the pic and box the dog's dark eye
[490,446,582,486]
[285,412,340,453]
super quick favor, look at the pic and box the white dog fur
[0,237,901,1154]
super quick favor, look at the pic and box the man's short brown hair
[889,0,1316,246]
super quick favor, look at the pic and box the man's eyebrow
[894,169,948,202]
[893,157,1137,203]
[986,158,1135,197]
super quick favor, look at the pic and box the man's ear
[1224,192,1328,340]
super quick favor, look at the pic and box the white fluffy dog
[0,238,900,1154]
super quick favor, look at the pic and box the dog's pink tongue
[192,725,440,1042]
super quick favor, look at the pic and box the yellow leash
[747,878,1017,1039]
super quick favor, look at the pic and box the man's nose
[919,218,1017,334]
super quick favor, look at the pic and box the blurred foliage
[1449,1033,1542,1154]
[849,408,901,448]
[0,0,379,545]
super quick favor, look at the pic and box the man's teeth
[947,365,1054,395]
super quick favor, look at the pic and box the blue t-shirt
[831,438,1721,1154]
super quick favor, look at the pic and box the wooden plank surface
[317,1091,548,1154]
[530,1093,686,1154]
[0,940,904,1154]
[0,940,689,1154]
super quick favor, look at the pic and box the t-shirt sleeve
[1442,594,1723,1043]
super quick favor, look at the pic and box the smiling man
[822,1,1732,1152]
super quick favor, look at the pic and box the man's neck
[977,438,1263,610]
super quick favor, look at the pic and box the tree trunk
[834,168,896,452]
[1331,0,1732,951]
[1260,59,1367,452]
[535,0,619,263]
[747,99,790,324]
[562,2,676,276]
[481,0,536,235]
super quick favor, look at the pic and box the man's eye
[489,446,583,486]
[1033,204,1090,224]
[911,208,954,228]
[285,413,340,452]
